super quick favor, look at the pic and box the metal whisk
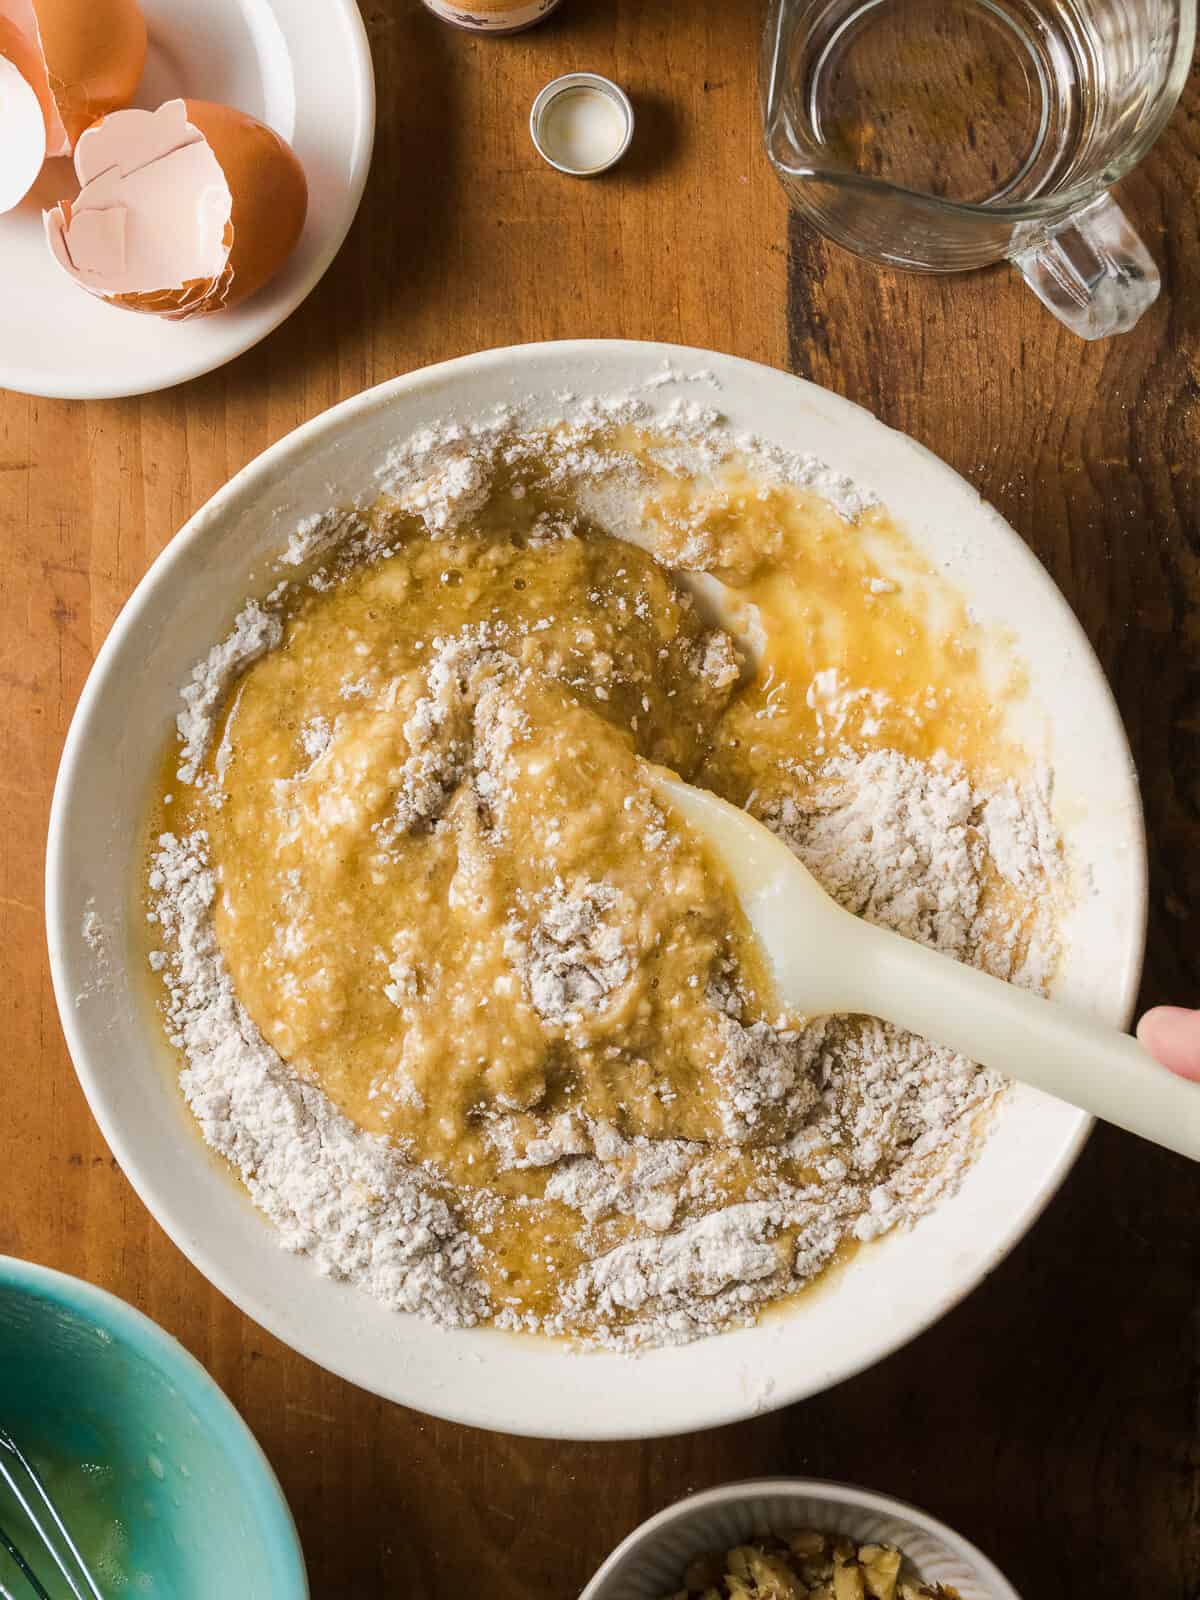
[0,1426,103,1600]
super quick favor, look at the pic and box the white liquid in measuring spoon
[541,88,626,171]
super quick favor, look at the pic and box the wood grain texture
[0,0,1196,1595]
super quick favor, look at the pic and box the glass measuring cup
[763,0,1196,337]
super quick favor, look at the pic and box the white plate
[0,0,374,400]
[46,342,1147,1440]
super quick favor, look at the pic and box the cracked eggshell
[0,0,146,156]
[44,97,309,321]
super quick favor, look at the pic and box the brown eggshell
[31,0,147,151]
[0,15,53,150]
[109,268,235,321]
[45,97,308,320]
[183,98,308,312]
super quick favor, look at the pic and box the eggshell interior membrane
[0,48,45,212]
[43,97,308,320]
[0,0,146,154]
[44,100,233,314]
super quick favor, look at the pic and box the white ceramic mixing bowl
[46,341,1146,1439]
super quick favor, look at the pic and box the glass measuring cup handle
[1011,193,1161,340]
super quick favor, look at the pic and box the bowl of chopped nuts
[580,1479,1021,1600]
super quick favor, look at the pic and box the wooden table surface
[2,2,1199,1595]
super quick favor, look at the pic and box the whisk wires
[0,1427,103,1600]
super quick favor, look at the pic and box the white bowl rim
[578,1476,1023,1600]
[44,339,1148,1438]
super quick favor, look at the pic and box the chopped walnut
[659,1532,961,1600]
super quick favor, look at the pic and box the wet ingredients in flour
[143,396,1065,1351]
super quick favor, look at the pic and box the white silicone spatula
[652,769,1199,1162]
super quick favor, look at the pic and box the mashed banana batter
[198,519,776,1177]
[148,417,1060,1342]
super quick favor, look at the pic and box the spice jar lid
[529,72,634,177]
[422,0,564,33]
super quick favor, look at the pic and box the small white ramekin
[580,1479,1023,1600]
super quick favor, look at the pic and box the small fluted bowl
[581,1479,1021,1600]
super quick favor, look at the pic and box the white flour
[507,879,633,1026]
[487,747,1058,1347]
[147,829,485,1327]
[370,392,875,543]
[142,404,1064,1351]
[175,600,282,785]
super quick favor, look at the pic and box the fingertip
[1137,1006,1200,1080]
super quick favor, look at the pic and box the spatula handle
[853,921,1199,1162]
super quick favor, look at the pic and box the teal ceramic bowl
[0,1257,307,1598]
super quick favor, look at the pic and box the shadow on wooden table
[212,4,465,409]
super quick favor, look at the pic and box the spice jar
[421,0,563,34]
